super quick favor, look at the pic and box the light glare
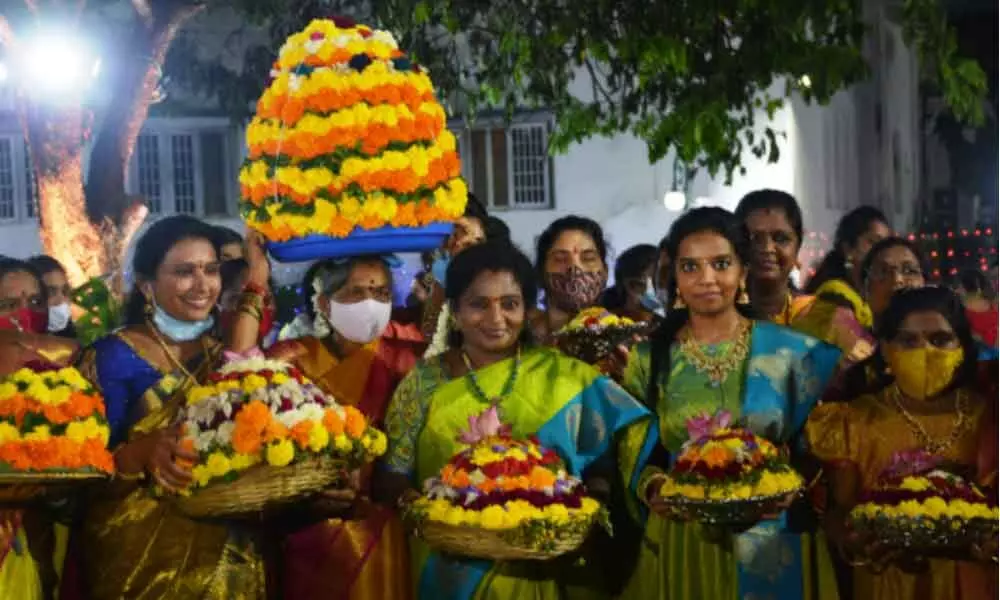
[663,191,686,212]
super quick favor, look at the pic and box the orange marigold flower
[343,407,367,439]
[323,409,345,436]
[701,446,732,469]
[289,421,313,450]
[529,466,557,489]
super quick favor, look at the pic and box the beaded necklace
[461,346,522,406]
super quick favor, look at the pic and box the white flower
[183,422,201,442]
[372,30,398,49]
[189,401,218,426]
[333,34,352,48]
[277,408,306,429]
[304,39,322,55]
[194,430,216,453]
[216,421,235,446]
[217,357,292,376]
[299,403,324,423]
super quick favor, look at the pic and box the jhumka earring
[672,289,686,309]
[144,296,154,319]
[738,284,750,305]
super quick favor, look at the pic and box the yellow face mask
[886,346,965,400]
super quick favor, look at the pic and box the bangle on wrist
[243,281,271,298]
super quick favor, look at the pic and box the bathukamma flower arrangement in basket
[239,17,468,261]
[553,307,650,366]
[0,367,114,503]
[405,406,606,560]
[168,353,387,518]
[849,450,998,558]
[657,410,803,524]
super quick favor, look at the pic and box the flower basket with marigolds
[553,307,651,366]
[404,407,608,561]
[0,367,114,504]
[166,355,387,518]
[239,17,469,262]
[657,411,803,525]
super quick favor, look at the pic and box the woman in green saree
[377,241,657,600]
[76,216,266,599]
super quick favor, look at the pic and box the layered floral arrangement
[554,307,648,366]
[558,307,636,333]
[0,368,113,475]
[851,450,998,525]
[239,17,468,243]
[659,411,802,522]
[178,356,386,492]
[408,407,603,559]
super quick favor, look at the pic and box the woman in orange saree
[231,243,423,600]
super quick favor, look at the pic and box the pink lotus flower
[686,410,733,442]
[458,406,512,444]
[881,449,942,480]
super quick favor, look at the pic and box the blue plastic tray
[266,223,454,263]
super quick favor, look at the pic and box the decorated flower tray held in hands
[0,367,115,504]
[552,308,651,365]
[166,355,387,518]
[658,411,804,525]
[404,406,607,560]
[848,451,999,558]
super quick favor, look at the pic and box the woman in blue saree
[620,207,842,600]
[75,216,265,599]
[377,241,657,600]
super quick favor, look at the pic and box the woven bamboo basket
[412,516,593,561]
[0,470,108,505]
[173,456,346,518]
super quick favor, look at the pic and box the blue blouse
[87,335,164,445]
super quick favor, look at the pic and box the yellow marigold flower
[544,503,571,524]
[230,453,257,471]
[186,385,217,406]
[65,421,87,444]
[241,374,268,394]
[57,368,90,390]
[505,448,527,462]
[307,422,330,452]
[369,431,387,457]
[25,381,51,404]
[11,368,38,385]
[0,382,17,400]
[206,453,232,478]
[441,506,467,526]
[25,425,52,442]
[333,434,352,453]
[579,497,601,515]
[0,422,20,443]
[471,447,502,466]
[479,505,507,530]
[266,440,296,467]
[47,385,72,406]
[192,465,213,488]
[899,477,931,492]
[216,380,241,392]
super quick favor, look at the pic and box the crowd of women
[0,188,996,600]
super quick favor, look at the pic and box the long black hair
[840,286,979,397]
[444,241,537,348]
[602,244,657,310]
[644,207,756,407]
[806,206,888,293]
[123,216,222,326]
[534,215,609,278]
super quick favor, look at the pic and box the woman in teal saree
[378,241,657,600]
[620,208,843,600]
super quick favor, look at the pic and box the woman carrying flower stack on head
[806,286,997,600]
[376,241,657,600]
[76,216,266,600]
[620,207,843,600]
[0,259,80,600]
[805,206,891,329]
[735,190,874,364]
[228,234,422,600]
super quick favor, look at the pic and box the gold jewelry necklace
[889,386,971,455]
[678,318,751,383]
[146,320,210,382]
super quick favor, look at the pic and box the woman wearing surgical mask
[230,239,422,600]
[530,216,610,344]
[26,255,76,339]
[807,286,994,600]
[75,216,266,599]
[602,243,658,322]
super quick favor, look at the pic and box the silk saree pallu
[402,348,656,600]
[77,336,266,600]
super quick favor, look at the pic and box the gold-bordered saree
[76,333,266,600]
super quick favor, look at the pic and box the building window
[136,134,162,213]
[171,134,196,214]
[23,141,38,219]
[456,121,554,210]
[0,139,15,221]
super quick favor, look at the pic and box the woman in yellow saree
[76,216,265,599]
[230,238,423,600]
[378,241,656,600]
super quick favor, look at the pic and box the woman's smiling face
[145,237,221,322]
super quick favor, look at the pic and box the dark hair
[464,193,488,224]
[26,255,67,278]
[534,215,609,278]
[123,216,222,326]
[734,189,804,249]
[214,226,244,248]
[221,259,249,293]
[0,258,46,307]
[603,244,657,310]
[644,207,756,407]
[301,257,392,323]
[806,206,888,293]
[844,286,979,395]
[445,241,537,348]
[959,269,991,295]
[860,236,929,287]
[485,216,511,243]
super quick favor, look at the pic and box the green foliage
[72,278,120,347]
[165,0,988,181]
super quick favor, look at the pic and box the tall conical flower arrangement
[239,17,469,261]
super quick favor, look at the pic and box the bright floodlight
[663,191,686,212]
[799,75,812,89]
[0,63,7,83]
[19,31,97,96]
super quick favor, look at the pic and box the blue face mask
[639,278,666,317]
[431,255,450,287]
[151,299,215,342]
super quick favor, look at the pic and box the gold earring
[672,289,686,309]
[144,296,154,319]
[738,284,750,304]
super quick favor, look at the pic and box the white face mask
[47,303,72,332]
[326,298,392,343]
